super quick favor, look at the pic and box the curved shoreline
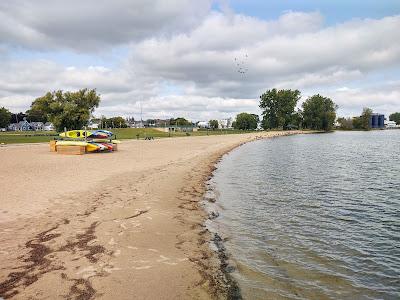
[195,131,312,299]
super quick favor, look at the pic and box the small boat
[56,140,99,152]
[59,130,93,138]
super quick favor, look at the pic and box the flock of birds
[234,53,248,74]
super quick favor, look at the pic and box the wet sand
[0,131,305,299]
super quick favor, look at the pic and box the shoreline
[0,131,311,299]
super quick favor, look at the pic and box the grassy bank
[0,128,257,144]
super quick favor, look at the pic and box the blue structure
[369,113,385,129]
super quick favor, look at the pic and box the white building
[88,122,99,129]
[385,120,398,128]
[218,118,234,129]
[197,121,209,128]
[43,122,55,131]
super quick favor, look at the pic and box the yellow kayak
[55,140,99,152]
[59,130,93,138]
[91,139,121,144]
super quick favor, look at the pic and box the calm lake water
[207,130,400,300]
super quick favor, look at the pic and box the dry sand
[0,131,305,299]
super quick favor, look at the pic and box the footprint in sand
[134,266,152,270]
[103,266,122,273]
[76,266,98,279]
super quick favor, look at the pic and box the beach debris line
[52,129,121,155]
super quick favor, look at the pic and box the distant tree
[352,116,362,129]
[0,107,12,128]
[209,119,219,130]
[360,107,373,130]
[337,117,353,130]
[29,89,100,132]
[389,112,400,125]
[170,117,191,126]
[10,112,26,123]
[26,106,48,123]
[302,94,338,131]
[233,113,258,130]
[259,88,301,129]
[106,116,127,128]
[291,109,303,129]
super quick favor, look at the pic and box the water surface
[208,131,400,299]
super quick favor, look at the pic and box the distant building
[88,122,99,129]
[30,122,44,131]
[369,114,385,129]
[8,123,19,131]
[218,118,234,129]
[8,119,32,131]
[43,122,55,131]
[156,125,197,133]
[128,120,144,128]
[197,121,209,128]
[385,120,398,128]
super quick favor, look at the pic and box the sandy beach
[0,131,303,299]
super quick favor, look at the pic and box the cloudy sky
[1,0,399,121]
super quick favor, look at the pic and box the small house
[30,122,44,131]
[8,123,19,131]
[18,120,32,131]
[44,122,55,131]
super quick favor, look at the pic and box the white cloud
[0,7,399,119]
[0,0,212,51]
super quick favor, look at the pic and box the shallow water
[208,130,400,299]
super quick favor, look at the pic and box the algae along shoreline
[0,131,311,299]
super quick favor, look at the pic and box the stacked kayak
[57,130,120,152]
[59,129,114,139]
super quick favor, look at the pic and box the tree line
[1,87,399,132]
[232,89,338,131]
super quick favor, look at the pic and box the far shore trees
[302,94,337,131]
[102,116,127,128]
[29,89,100,132]
[337,117,353,130]
[169,117,191,126]
[259,88,301,130]
[0,107,12,128]
[353,107,372,130]
[233,112,258,130]
[209,119,218,130]
[389,112,400,125]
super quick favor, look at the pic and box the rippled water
[208,131,400,299]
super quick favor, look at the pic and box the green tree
[337,117,353,130]
[233,113,258,130]
[360,107,373,130]
[26,106,48,123]
[389,112,400,125]
[302,94,338,131]
[291,109,303,129]
[352,117,362,129]
[170,117,191,126]
[29,89,100,132]
[106,116,127,128]
[259,88,301,129]
[209,119,219,130]
[0,107,12,128]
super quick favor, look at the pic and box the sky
[0,0,399,121]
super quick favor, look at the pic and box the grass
[0,128,258,144]
[0,131,59,144]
